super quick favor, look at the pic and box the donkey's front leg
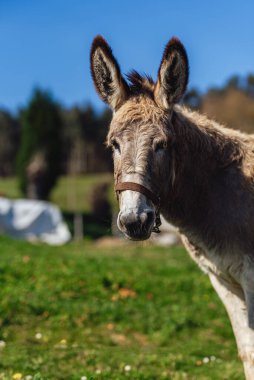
[241,257,254,329]
[209,273,254,380]
[242,290,254,329]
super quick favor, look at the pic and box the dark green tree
[0,110,20,176]
[16,89,63,199]
[226,75,240,90]
[62,105,112,174]
[246,74,254,97]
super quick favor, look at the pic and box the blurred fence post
[74,212,83,241]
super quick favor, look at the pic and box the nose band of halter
[114,182,161,233]
[115,182,160,206]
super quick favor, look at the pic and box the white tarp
[0,197,71,245]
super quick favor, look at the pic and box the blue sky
[1,0,254,113]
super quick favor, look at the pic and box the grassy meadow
[0,176,244,379]
[0,237,243,380]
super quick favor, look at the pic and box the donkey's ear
[90,35,129,110]
[154,37,189,109]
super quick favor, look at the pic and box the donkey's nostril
[140,211,154,225]
[119,211,137,228]
[140,212,148,224]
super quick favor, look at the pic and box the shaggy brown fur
[90,35,254,379]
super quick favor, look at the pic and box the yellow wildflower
[13,374,22,380]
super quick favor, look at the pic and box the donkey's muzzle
[118,210,155,240]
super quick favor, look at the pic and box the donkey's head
[90,36,189,240]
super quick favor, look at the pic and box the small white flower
[210,355,216,361]
[0,341,6,348]
[203,357,209,364]
[80,377,87,380]
[35,333,42,340]
[25,376,33,380]
[95,369,101,374]
[124,365,131,372]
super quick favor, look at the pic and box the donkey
[90,35,254,379]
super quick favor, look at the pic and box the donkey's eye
[112,140,121,153]
[154,141,167,152]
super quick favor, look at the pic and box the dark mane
[126,70,155,96]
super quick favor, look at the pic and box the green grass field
[0,236,243,380]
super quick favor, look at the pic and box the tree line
[1,73,254,199]
[0,89,112,199]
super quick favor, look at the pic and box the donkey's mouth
[123,229,152,241]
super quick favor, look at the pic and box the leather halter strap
[115,182,160,206]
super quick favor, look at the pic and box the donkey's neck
[172,106,244,168]
[162,106,245,249]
